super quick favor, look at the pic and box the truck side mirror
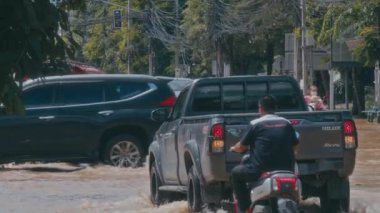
[151,108,170,122]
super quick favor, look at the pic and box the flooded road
[0,119,379,213]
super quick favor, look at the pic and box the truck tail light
[210,124,224,153]
[160,95,176,107]
[343,119,357,149]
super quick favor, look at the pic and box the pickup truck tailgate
[292,119,344,160]
[223,112,346,171]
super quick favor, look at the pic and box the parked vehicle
[0,74,176,167]
[149,75,357,212]
[155,76,193,97]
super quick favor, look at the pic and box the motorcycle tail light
[297,178,302,198]
[273,177,297,192]
[272,178,279,192]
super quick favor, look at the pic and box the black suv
[0,74,176,167]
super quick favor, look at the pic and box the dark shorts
[231,164,261,211]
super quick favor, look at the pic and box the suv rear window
[57,83,104,105]
[23,85,55,107]
[105,82,150,101]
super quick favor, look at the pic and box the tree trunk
[266,40,274,75]
[351,67,365,116]
[216,40,224,77]
[320,71,330,98]
[229,36,235,75]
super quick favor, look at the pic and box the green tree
[229,0,298,75]
[182,0,298,76]
[73,0,174,75]
[79,1,137,73]
[309,0,380,114]
[182,0,214,76]
[0,0,84,114]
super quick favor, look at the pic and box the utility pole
[127,0,132,74]
[174,0,181,77]
[149,40,154,76]
[329,10,335,110]
[300,0,308,94]
[148,2,153,76]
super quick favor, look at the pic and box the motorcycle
[232,155,302,213]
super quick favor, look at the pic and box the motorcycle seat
[246,170,296,189]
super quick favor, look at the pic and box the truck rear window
[246,82,267,111]
[223,84,244,111]
[191,80,304,114]
[192,85,221,112]
[270,82,301,111]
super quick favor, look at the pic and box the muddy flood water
[0,119,379,213]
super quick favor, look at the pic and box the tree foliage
[73,0,174,75]
[72,0,298,76]
[182,0,298,75]
[311,0,380,67]
[307,0,380,114]
[0,0,84,114]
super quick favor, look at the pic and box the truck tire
[320,184,350,213]
[103,134,143,168]
[320,197,349,213]
[150,161,165,205]
[187,166,202,212]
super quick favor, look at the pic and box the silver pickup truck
[149,76,357,212]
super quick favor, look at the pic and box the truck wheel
[150,161,165,205]
[103,135,143,168]
[187,166,202,212]
[320,197,349,213]
[320,185,350,213]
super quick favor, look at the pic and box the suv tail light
[289,119,301,125]
[160,95,176,107]
[343,119,357,149]
[210,123,224,153]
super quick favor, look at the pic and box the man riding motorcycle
[230,95,299,213]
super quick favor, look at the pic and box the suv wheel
[104,135,143,168]
[187,166,202,212]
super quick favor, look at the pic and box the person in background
[304,85,326,111]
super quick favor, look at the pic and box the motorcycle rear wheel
[277,198,299,213]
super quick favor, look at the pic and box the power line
[92,0,141,13]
